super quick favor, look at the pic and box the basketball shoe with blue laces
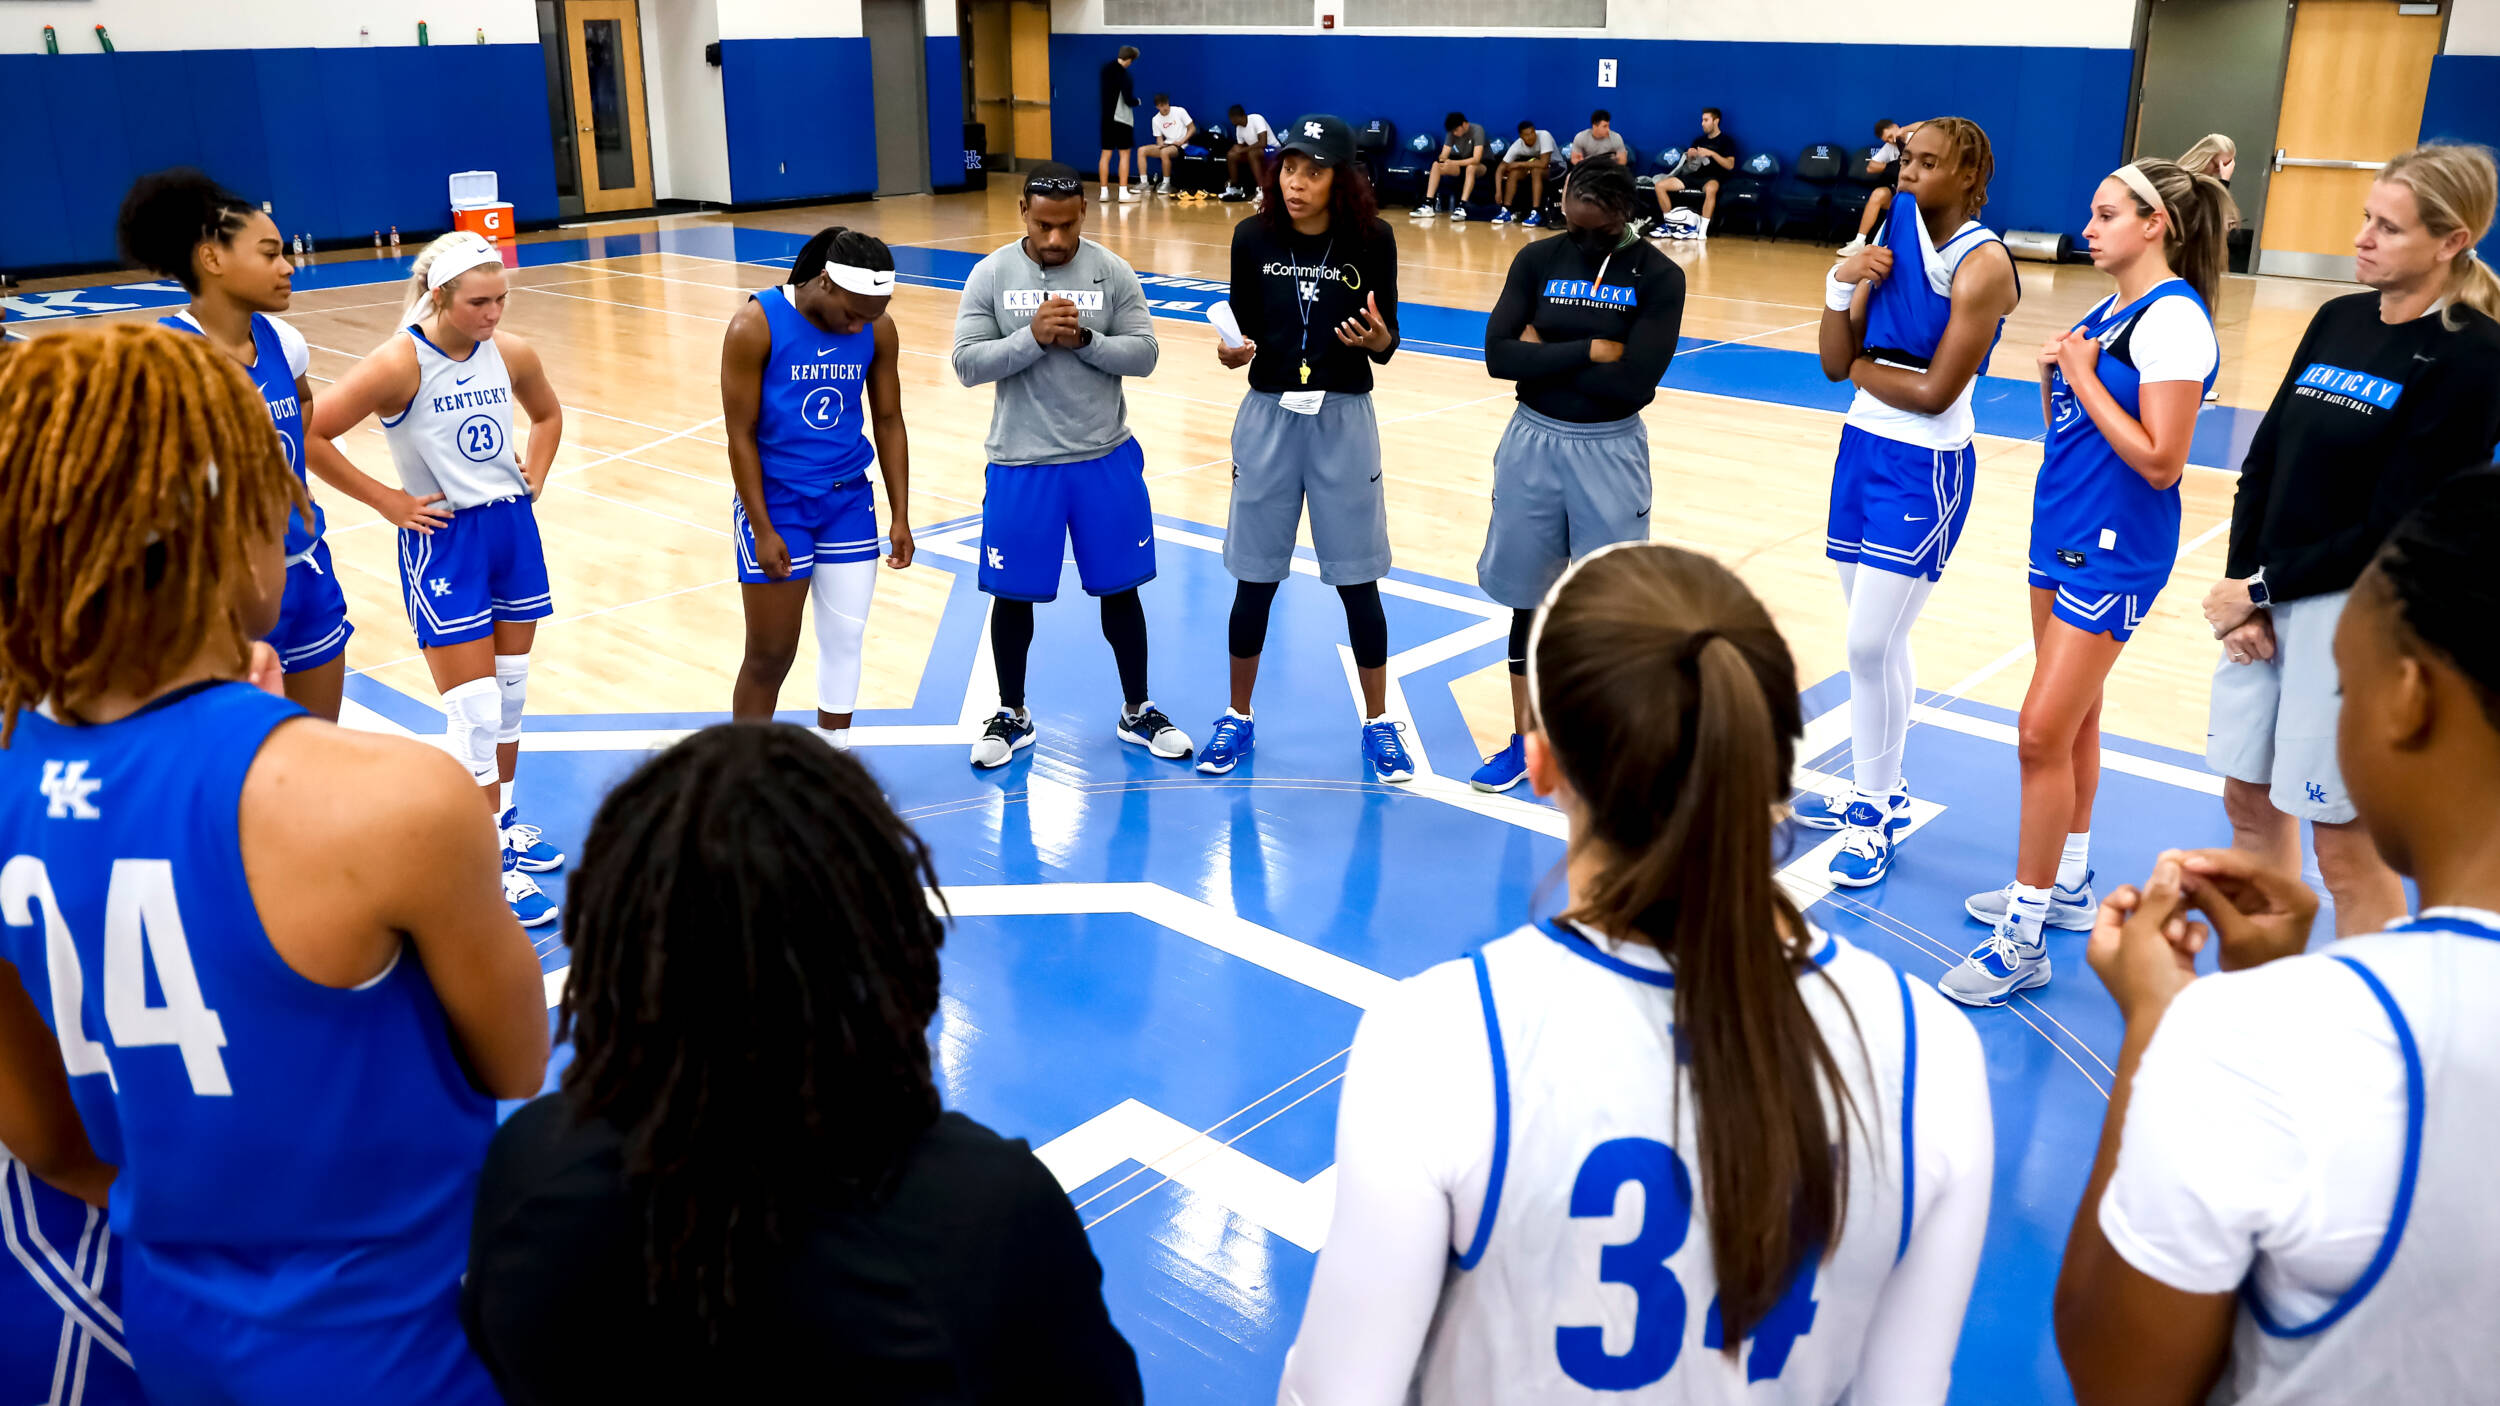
[1794,781,1911,832]
[502,846,557,929]
[499,806,564,872]
[1964,872,2097,929]
[1470,734,1528,793]
[1197,710,1254,775]
[1938,915,2052,1007]
[1362,718,1415,784]
[1826,796,1896,887]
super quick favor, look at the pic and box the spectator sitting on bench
[1651,106,1736,241]
[1570,109,1629,168]
[1838,118,1906,256]
[1412,111,1492,221]
[1491,120,1561,227]
[1135,94,1195,196]
[1224,105,1276,202]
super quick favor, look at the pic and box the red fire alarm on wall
[1321,12,1335,27]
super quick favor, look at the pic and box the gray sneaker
[1964,873,2097,929]
[1938,918,2052,1008]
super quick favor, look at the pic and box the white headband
[825,261,896,297]
[2112,163,2169,221]
[426,235,503,291]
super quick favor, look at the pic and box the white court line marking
[1067,1047,1348,1214]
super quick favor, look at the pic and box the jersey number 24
[1561,1136,1820,1389]
[2,856,231,1096]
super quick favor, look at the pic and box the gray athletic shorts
[2206,590,2353,823]
[1475,403,1653,609]
[1225,389,1391,586]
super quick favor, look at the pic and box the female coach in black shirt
[2202,141,2500,936]
[1197,113,1410,784]
[461,725,1141,1404]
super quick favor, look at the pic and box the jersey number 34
[3,855,232,1096]
[1562,1136,1820,1389]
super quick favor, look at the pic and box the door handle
[2273,148,2386,175]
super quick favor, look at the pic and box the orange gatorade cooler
[449,170,514,244]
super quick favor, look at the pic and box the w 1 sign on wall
[1598,56,1616,85]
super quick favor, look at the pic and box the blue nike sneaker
[1826,798,1895,888]
[1523,210,1546,228]
[1491,207,1514,225]
[502,846,558,929]
[499,806,565,872]
[1794,782,1911,833]
[1362,718,1415,784]
[1938,916,2052,1007]
[1198,711,1254,775]
[1470,734,1528,793]
[1965,872,2098,929]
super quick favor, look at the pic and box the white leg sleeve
[811,560,877,716]
[440,677,503,787]
[1842,567,1935,796]
[494,654,528,744]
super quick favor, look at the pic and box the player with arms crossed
[117,169,372,722]
[1806,117,2021,889]
[0,326,547,1406]
[1279,543,1992,1405]
[1943,160,2231,1006]
[720,227,913,746]
[311,232,570,927]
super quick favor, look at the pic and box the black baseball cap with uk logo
[1279,114,1355,168]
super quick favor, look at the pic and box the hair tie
[2112,163,2169,222]
[1678,630,1724,669]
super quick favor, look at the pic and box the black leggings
[992,589,1151,710]
[1507,607,1534,676]
[1227,580,1388,670]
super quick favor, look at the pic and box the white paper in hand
[1207,300,1247,349]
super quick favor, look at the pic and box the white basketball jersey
[381,326,526,509]
[1413,922,1920,1405]
[2214,915,2500,1404]
[1843,218,1996,452]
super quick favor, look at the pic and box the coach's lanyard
[1288,236,1334,386]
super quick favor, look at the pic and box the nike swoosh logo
[455,374,475,385]
[1905,515,1929,522]
[818,346,837,356]
[1635,507,1650,518]
[1369,473,1382,483]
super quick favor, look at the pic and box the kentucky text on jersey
[1541,279,1638,308]
[267,392,301,421]
[2293,363,2405,411]
[789,363,866,382]
[429,385,513,414]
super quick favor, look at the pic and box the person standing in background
[1097,45,1140,204]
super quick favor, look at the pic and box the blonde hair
[2113,160,2236,311]
[401,231,493,325]
[2377,142,2500,327]
[2177,133,2236,180]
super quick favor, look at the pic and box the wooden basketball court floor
[3,187,2355,1404]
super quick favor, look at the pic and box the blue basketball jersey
[0,683,494,1328]
[754,284,876,495]
[2031,280,2215,594]
[1848,192,2016,451]
[161,312,322,558]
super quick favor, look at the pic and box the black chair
[1172,105,1229,193]
[1383,129,1439,206]
[1828,144,1890,232]
[1354,118,1398,191]
[1774,142,1847,241]
[1713,151,1781,236]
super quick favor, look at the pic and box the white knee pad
[441,677,502,786]
[494,654,528,744]
[811,560,877,716]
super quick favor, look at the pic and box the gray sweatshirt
[952,237,1159,466]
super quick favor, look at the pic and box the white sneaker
[970,709,1036,769]
[1099,186,1113,202]
[1118,186,1142,203]
[1688,220,1708,241]
[1449,205,1469,222]
[1938,917,2052,1007]
[1410,203,1437,218]
[1157,178,1175,195]
[1116,703,1193,760]
[1836,233,1868,258]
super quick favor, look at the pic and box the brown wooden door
[564,0,655,214]
[2258,0,2444,279]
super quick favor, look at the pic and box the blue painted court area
[1,221,2263,471]
[331,515,2247,1405]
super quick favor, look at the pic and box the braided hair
[0,325,299,744]
[789,225,894,287]
[2370,466,2500,729]
[1562,160,1638,224]
[1918,115,1996,216]
[116,168,258,294]
[557,722,949,1331]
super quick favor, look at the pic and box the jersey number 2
[2,856,232,1096]
[1558,1136,1819,1389]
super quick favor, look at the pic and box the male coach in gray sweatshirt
[953,162,1193,771]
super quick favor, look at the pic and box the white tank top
[1842,218,1996,452]
[1413,921,1920,1404]
[380,325,526,509]
[2214,916,2500,1404]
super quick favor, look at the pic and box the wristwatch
[1076,327,1095,348]
[2246,570,2270,609]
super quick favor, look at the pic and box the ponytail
[788,225,894,288]
[1529,542,1858,1348]
[2118,160,2234,311]
[2378,142,2500,328]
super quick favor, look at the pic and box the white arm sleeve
[2125,295,2218,384]
[1849,981,1995,1406]
[1277,960,1492,1406]
[272,315,310,381]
